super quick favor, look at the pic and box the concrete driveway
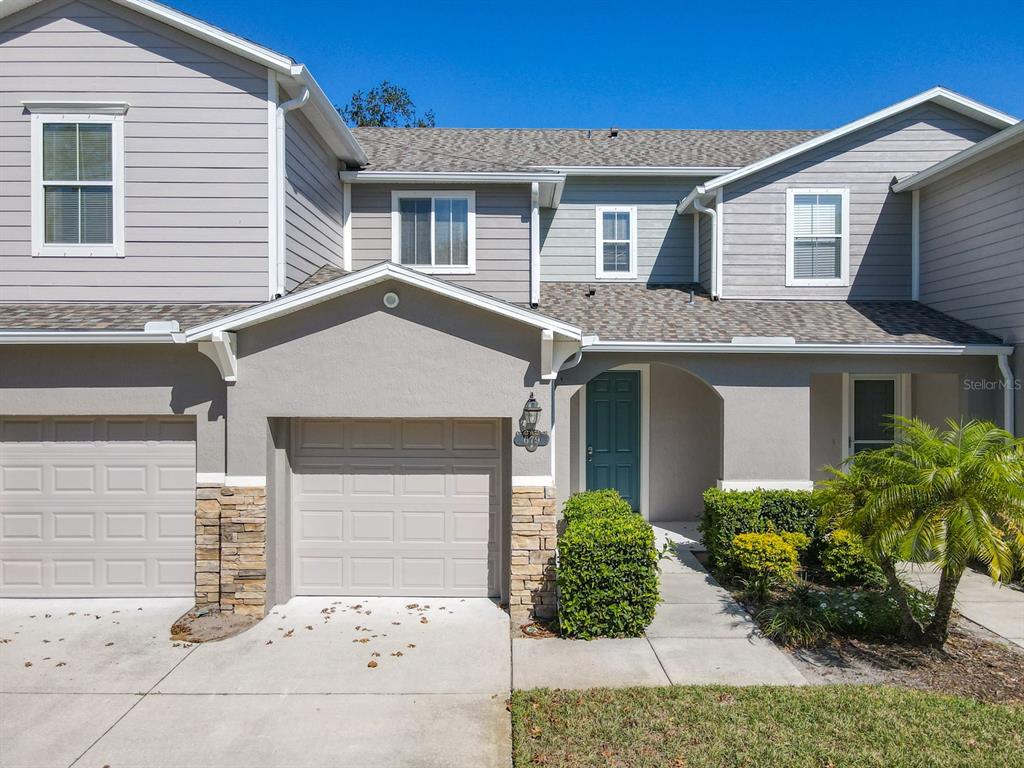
[1,597,511,768]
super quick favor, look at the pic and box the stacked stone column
[510,486,558,620]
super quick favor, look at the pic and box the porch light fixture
[514,392,549,452]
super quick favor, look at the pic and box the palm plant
[818,417,1024,647]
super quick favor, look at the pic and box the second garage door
[290,418,503,597]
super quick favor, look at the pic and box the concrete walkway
[1,597,511,768]
[901,564,1024,647]
[512,526,806,689]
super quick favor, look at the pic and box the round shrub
[820,529,885,588]
[727,532,798,582]
[700,489,817,567]
[561,489,633,522]
[557,507,659,639]
[780,531,812,558]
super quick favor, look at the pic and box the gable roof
[351,127,825,174]
[678,87,1017,211]
[892,119,1024,192]
[0,0,366,165]
[184,262,582,341]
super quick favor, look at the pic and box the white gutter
[271,85,310,298]
[528,166,737,177]
[339,171,565,184]
[582,340,1014,356]
[998,353,1016,432]
[288,65,367,167]
[692,196,719,299]
[676,184,708,214]
[0,331,185,344]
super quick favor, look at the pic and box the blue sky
[171,0,1024,129]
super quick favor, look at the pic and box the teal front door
[586,371,640,510]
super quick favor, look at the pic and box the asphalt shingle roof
[538,283,1003,346]
[0,303,252,331]
[350,128,827,173]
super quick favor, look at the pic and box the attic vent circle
[382,291,400,309]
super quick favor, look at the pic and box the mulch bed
[791,624,1024,704]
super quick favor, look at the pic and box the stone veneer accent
[510,486,558,620]
[194,484,267,617]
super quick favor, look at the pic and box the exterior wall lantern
[514,392,549,452]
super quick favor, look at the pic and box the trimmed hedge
[728,533,799,582]
[700,489,817,567]
[557,490,660,639]
[561,489,633,522]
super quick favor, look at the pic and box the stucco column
[716,377,812,489]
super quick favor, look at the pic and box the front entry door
[586,371,640,510]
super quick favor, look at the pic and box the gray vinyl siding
[697,211,712,291]
[918,138,1024,344]
[350,183,530,304]
[0,0,270,303]
[284,107,344,291]
[540,177,697,284]
[721,104,997,300]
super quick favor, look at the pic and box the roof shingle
[351,127,827,173]
[0,303,252,331]
[539,283,1002,346]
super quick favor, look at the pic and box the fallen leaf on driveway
[266,640,273,645]
[371,652,381,657]
[407,644,416,649]
[420,617,429,624]
[56,662,66,667]
[283,629,294,638]
[392,622,400,626]
[391,651,403,657]
[367,660,377,668]
[304,625,313,631]
[105,642,114,647]
[405,603,418,610]
[23,662,31,667]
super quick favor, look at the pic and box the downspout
[998,352,1015,433]
[273,86,310,298]
[693,197,719,299]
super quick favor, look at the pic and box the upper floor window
[596,205,638,279]
[391,191,476,274]
[28,105,126,258]
[785,188,849,287]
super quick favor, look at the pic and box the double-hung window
[391,191,475,273]
[786,188,849,286]
[595,205,638,279]
[29,105,126,258]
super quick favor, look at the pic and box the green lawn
[511,685,1024,768]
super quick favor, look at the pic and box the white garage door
[0,417,196,597]
[291,419,503,597]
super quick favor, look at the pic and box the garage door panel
[0,416,196,597]
[291,419,503,597]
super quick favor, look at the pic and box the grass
[511,685,1024,768]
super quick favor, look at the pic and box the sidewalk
[901,565,1024,647]
[512,526,806,689]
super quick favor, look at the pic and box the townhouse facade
[0,0,1019,619]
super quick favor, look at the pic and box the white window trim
[390,190,476,274]
[842,372,912,459]
[785,187,849,287]
[29,109,126,259]
[595,205,638,279]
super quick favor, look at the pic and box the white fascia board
[527,166,738,176]
[695,87,1018,196]
[582,340,1014,356]
[185,262,582,341]
[287,65,367,166]
[892,119,1024,192]
[0,331,184,344]
[676,185,710,214]
[339,171,566,184]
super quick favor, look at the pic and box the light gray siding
[0,0,270,303]
[284,107,344,291]
[350,183,530,303]
[918,138,1024,345]
[697,210,712,291]
[540,177,698,284]
[721,104,997,300]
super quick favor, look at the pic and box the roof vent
[609,126,620,138]
[144,320,180,333]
